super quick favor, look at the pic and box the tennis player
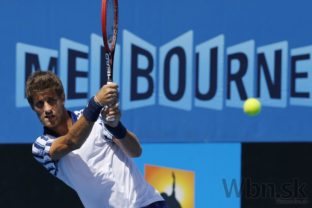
[27,71,167,208]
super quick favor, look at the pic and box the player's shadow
[160,172,182,208]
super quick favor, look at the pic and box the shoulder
[32,135,54,156]
[32,135,58,176]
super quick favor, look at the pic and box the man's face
[32,90,65,129]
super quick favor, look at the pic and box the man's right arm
[49,116,94,160]
[49,83,118,161]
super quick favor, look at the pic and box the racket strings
[106,0,116,49]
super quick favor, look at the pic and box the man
[27,71,166,208]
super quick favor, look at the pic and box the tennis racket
[101,0,118,121]
[102,0,118,83]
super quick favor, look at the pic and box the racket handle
[105,81,115,122]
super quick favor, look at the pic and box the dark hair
[26,71,65,107]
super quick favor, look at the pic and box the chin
[41,119,56,129]
[43,123,54,129]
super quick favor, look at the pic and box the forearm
[50,116,94,160]
[113,131,142,158]
[66,116,94,147]
[50,97,102,160]
[49,84,118,160]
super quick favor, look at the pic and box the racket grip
[105,81,115,122]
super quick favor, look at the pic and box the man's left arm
[113,130,142,158]
[101,104,142,158]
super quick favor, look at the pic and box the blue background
[134,143,241,208]
[1,0,312,143]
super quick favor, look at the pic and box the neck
[52,109,72,136]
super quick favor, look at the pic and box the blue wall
[135,143,241,208]
[1,0,312,143]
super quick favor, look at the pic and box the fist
[101,103,121,127]
[96,82,118,106]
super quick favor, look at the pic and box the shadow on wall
[161,172,182,208]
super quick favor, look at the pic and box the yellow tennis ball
[243,98,261,116]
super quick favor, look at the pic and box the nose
[43,101,53,114]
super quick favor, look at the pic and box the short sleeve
[32,135,58,176]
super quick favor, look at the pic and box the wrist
[83,97,103,122]
[105,121,127,139]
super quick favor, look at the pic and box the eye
[35,101,44,109]
[47,98,57,105]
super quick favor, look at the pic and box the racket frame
[101,0,118,82]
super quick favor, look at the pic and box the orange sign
[145,164,195,208]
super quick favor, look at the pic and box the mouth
[45,115,55,121]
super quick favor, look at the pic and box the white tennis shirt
[32,110,163,208]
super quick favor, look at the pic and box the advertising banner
[1,0,312,142]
